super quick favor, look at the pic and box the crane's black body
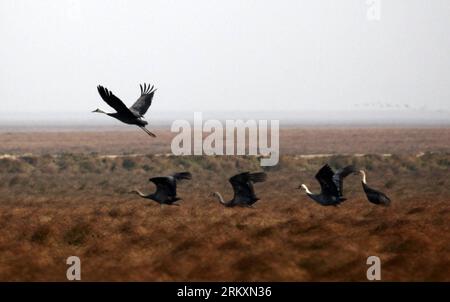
[360,170,391,206]
[94,84,157,137]
[133,172,192,205]
[301,164,355,206]
[213,172,267,207]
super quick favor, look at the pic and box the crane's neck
[301,184,313,195]
[360,170,367,184]
[213,192,230,206]
[131,189,148,198]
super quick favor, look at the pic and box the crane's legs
[139,126,156,138]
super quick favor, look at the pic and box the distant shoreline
[0,109,449,131]
[0,123,449,133]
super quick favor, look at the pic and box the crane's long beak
[92,108,106,114]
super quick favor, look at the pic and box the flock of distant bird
[93,83,391,208]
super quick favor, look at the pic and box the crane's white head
[299,184,312,194]
[210,192,221,199]
[359,170,367,184]
[210,192,227,205]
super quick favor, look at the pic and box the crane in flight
[130,172,192,206]
[93,83,157,137]
[358,170,391,206]
[298,164,355,206]
[211,172,267,207]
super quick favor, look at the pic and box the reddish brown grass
[1,127,450,155]
[0,146,449,281]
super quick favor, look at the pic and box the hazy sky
[0,0,449,114]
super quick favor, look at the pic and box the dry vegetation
[0,144,449,281]
[1,127,450,155]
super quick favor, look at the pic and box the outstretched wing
[97,85,135,118]
[149,177,176,200]
[315,164,339,196]
[173,172,192,181]
[229,172,267,204]
[332,165,356,197]
[247,172,267,184]
[130,83,156,117]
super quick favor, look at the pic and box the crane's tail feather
[248,172,267,183]
[173,172,192,180]
[140,127,156,137]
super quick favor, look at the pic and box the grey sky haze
[0,0,449,116]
